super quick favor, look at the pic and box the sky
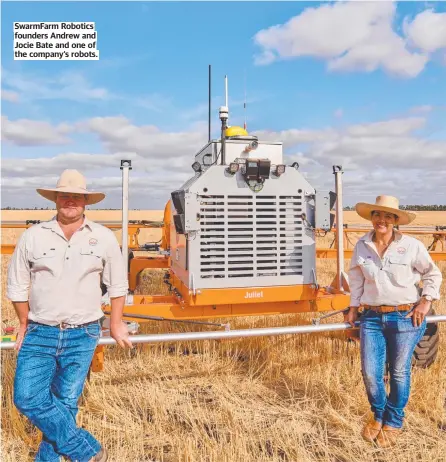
[1,0,446,210]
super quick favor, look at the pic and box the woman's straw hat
[355,195,416,225]
[36,169,105,205]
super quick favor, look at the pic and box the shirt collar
[81,216,95,231]
[360,228,404,243]
[41,214,94,231]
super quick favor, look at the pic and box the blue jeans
[13,321,102,462]
[360,308,426,429]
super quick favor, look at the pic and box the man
[7,169,133,462]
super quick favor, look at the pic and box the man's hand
[406,299,431,327]
[344,306,359,328]
[11,302,30,352]
[108,295,132,348]
[15,323,28,351]
[110,321,133,349]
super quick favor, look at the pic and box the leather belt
[57,321,99,330]
[30,320,100,330]
[363,304,414,314]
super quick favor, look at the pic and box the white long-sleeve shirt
[7,216,128,326]
[348,230,442,307]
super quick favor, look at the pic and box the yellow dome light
[225,126,248,138]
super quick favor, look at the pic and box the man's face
[371,210,398,234]
[56,193,87,221]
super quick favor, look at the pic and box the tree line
[343,205,446,211]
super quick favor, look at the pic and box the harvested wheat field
[1,210,446,462]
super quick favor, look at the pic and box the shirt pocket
[384,256,412,287]
[80,246,104,272]
[358,259,377,281]
[30,248,57,272]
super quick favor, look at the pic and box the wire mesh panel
[198,194,304,281]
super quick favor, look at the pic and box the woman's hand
[344,306,359,328]
[406,300,431,327]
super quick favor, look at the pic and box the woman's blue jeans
[13,321,102,462]
[360,308,426,429]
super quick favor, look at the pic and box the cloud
[78,116,209,159]
[1,171,189,193]
[409,105,434,114]
[1,68,110,103]
[0,115,208,208]
[2,89,19,103]
[345,117,426,137]
[1,150,194,178]
[309,133,446,170]
[251,127,336,146]
[1,116,72,146]
[1,154,194,209]
[250,115,446,204]
[253,2,445,78]
[1,152,137,177]
[404,9,446,53]
[2,113,445,208]
[1,67,175,114]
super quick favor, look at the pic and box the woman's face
[371,210,398,235]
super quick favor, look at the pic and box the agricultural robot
[1,84,445,372]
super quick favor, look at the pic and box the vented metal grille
[198,195,303,279]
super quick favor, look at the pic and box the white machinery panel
[195,140,283,167]
[171,165,318,290]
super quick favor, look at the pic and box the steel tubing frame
[333,166,344,289]
[121,160,131,272]
[2,315,446,350]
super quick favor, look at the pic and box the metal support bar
[219,75,229,165]
[102,310,230,329]
[2,316,445,350]
[120,160,132,273]
[333,166,344,289]
[312,308,349,325]
[208,64,211,142]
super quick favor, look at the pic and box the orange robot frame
[2,203,445,372]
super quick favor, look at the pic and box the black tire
[128,250,134,272]
[412,308,440,369]
[100,282,108,296]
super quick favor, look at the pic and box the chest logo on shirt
[397,247,406,254]
[89,238,98,246]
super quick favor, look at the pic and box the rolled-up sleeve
[7,232,31,301]
[348,244,365,307]
[413,241,442,300]
[102,234,129,298]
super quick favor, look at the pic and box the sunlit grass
[1,218,445,461]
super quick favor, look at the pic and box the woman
[344,195,442,448]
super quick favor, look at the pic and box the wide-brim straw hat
[36,169,105,205]
[355,195,416,226]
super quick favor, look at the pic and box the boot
[90,447,108,462]
[361,417,382,443]
[375,425,402,448]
